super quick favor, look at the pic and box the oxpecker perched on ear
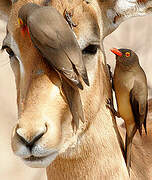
[18,3,90,130]
[108,48,148,175]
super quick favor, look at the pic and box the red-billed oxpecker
[18,3,90,131]
[108,48,148,175]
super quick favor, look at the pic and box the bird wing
[61,78,84,131]
[27,7,89,88]
[55,31,89,86]
[129,79,148,135]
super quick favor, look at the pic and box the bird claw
[106,98,112,108]
[64,9,77,29]
[106,98,120,118]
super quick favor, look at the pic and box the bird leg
[125,126,137,176]
[106,98,120,118]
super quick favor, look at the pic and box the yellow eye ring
[125,52,130,57]
[18,18,23,26]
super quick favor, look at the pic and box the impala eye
[125,52,130,57]
[2,45,15,58]
[82,44,98,55]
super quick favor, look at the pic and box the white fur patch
[115,0,137,15]
[115,0,150,16]
[50,85,60,99]
[6,33,25,79]
[116,0,136,13]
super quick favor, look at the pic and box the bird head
[18,3,40,36]
[110,48,139,66]
[18,3,40,27]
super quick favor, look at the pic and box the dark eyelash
[2,45,15,58]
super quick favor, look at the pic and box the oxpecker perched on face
[18,3,90,130]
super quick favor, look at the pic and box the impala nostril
[28,131,45,147]
[16,125,47,149]
[45,122,48,133]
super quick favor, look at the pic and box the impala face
[5,0,101,168]
[3,0,152,169]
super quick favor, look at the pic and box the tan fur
[0,0,11,17]
[2,0,152,179]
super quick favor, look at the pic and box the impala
[1,0,152,179]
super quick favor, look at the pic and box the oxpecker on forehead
[18,3,90,131]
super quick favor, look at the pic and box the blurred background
[0,8,152,180]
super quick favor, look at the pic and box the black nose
[16,126,47,150]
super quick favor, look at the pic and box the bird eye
[125,52,130,57]
[2,45,15,58]
[82,44,98,55]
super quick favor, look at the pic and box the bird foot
[64,9,77,29]
[106,98,120,118]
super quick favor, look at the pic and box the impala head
[5,0,102,168]
[3,0,152,169]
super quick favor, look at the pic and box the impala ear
[101,0,152,37]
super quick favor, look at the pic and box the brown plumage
[18,3,89,130]
[110,48,148,175]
